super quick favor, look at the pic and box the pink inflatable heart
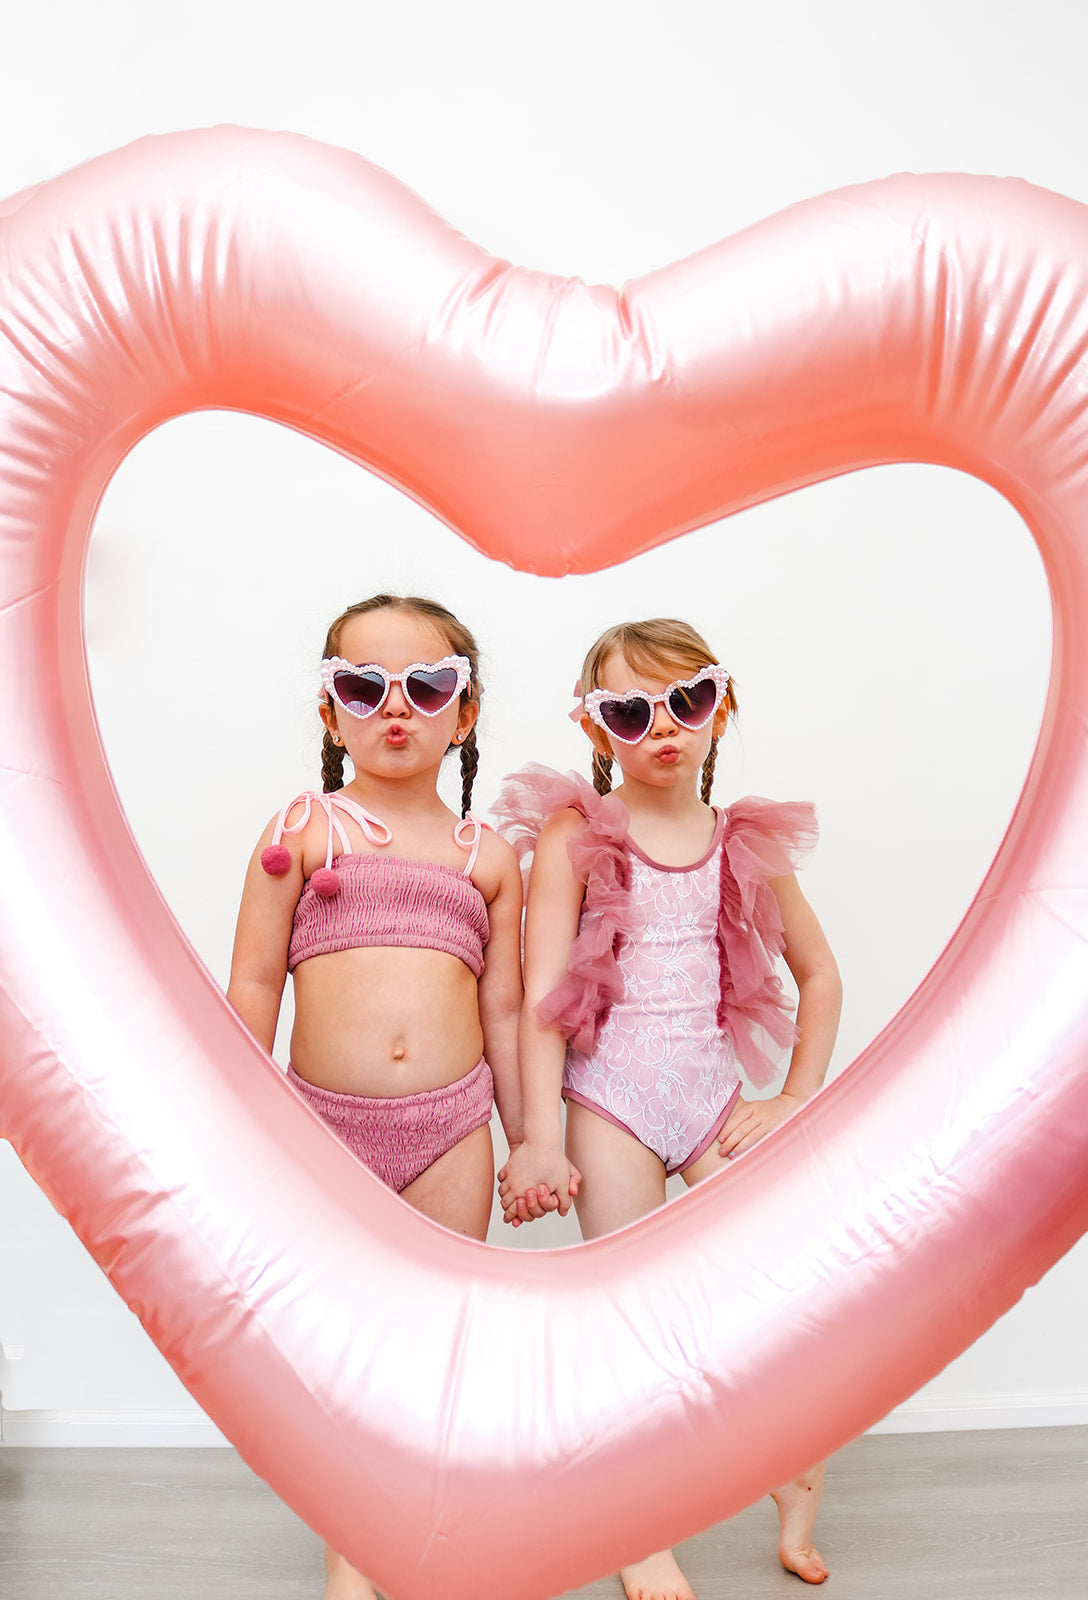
[1,129,1087,1600]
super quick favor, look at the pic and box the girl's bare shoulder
[249,793,334,878]
[470,822,521,901]
[474,822,518,872]
[538,805,591,846]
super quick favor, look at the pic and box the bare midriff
[290,945,484,1097]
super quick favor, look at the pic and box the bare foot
[620,1548,697,1600]
[323,1545,379,1600]
[771,1466,829,1585]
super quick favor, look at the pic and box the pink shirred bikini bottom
[286,1056,494,1192]
[563,1080,742,1176]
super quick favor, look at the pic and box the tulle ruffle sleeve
[492,765,632,1051]
[717,797,819,1089]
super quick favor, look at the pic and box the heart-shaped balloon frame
[2,130,1087,1600]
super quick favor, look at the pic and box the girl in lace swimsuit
[495,618,841,1600]
[227,594,523,1600]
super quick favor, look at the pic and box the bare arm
[476,835,525,1148]
[774,872,843,1103]
[718,871,842,1157]
[497,809,587,1222]
[226,818,303,1054]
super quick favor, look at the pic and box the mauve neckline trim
[622,806,724,873]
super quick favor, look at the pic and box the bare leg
[567,1104,699,1600]
[617,1550,697,1600]
[565,1101,668,1237]
[682,1140,828,1583]
[323,1124,495,1597]
[771,1464,828,1584]
[400,1120,494,1238]
[322,1547,379,1600]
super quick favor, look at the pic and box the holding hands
[498,1143,582,1227]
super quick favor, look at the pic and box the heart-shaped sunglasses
[581,664,731,744]
[321,655,471,719]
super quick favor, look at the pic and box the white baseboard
[869,1391,1088,1433]
[0,1410,230,1446]
[3,1394,1087,1447]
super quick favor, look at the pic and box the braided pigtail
[700,736,719,805]
[592,749,614,795]
[459,727,480,818]
[321,726,346,793]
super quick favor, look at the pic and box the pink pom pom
[260,844,291,876]
[310,867,340,898]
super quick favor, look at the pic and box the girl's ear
[456,695,480,743]
[319,698,340,742]
[712,701,732,738]
[580,712,613,756]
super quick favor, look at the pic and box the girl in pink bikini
[495,617,842,1600]
[227,593,523,1600]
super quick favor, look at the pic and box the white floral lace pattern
[564,827,741,1170]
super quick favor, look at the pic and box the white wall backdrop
[1,0,1086,1442]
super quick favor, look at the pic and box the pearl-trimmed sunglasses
[581,664,731,744]
[321,655,471,719]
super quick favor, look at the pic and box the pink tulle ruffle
[716,797,818,1088]
[492,765,818,1080]
[492,765,631,1051]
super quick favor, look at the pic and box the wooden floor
[0,1427,1085,1599]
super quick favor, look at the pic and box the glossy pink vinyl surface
[1,129,1087,1598]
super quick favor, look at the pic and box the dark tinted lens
[599,695,652,741]
[668,677,717,727]
[332,669,386,714]
[406,667,459,713]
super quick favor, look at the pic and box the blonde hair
[580,618,737,801]
[320,594,481,817]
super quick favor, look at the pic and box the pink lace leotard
[261,790,494,1191]
[495,765,817,1173]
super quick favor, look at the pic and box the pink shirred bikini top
[260,791,490,976]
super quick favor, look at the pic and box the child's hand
[497,1142,582,1226]
[716,1092,804,1160]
